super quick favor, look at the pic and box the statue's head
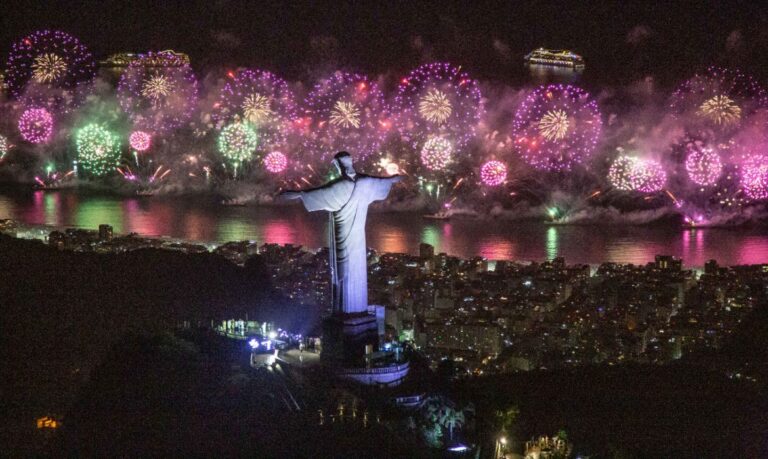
[333,151,356,179]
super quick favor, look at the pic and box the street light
[493,436,507,459]
[494,436,508,459]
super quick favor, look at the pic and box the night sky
[2,1,768,86]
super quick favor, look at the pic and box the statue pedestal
[321,312,410,387]
[321,313,378,366]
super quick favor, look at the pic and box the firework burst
[685,144,723,186]
[242,93,273,124]
[670,67,767,136]
[394,62,483,150]
[740,154,768,201]
[376,156,402,175]
[76,123,121,177]
[512,84,602,171]
[537,109,570,141]
[18,107,54,144]
[0,135,9,160]
[480,160,507,186]
[418,89,453,124]
[213,69,297,154]
[420,136,453,170]
[329,100,361,128]
[697,95,741,126]
[607,155,639,191]
[608,155,666,193]
[117,51,198,133]
[263,151,288,173]
[5,30,95,112]
[31,53,68,84]
[219,122,258,166]
[129,131,151,152]
[302,71,388,164]
[635,159,667,193]
[141,74,174,101]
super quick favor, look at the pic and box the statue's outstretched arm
[279,190,302,200]
[364,174,402,202]
[280,179,344,212]
[279,179,339,199]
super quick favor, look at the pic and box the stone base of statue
[321,312,410,387]
[321,313,379,366]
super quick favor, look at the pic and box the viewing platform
[337,361,410,387]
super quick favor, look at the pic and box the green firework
[76,123,121,177]
[218,122,258,165]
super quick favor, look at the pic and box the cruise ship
[99,50,191,72]
[524,48,585,69]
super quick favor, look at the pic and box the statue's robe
[298,175,395,314]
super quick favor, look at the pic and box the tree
[405,416,417,433]
[421,396,444,424]
[419,395,470,441]
[439,405,465,440]
[494,406,520,433]
[421,423,443,448]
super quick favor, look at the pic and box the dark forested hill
[0,235,317,454]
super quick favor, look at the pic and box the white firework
[141,74,174,100]
[329,100,361,129]
[31,53,68,84]
[418,89,452,124]
[697,95,742,126]
[537,109,570,141]
[242,93,273,124]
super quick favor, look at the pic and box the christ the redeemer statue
[281,152,401,315]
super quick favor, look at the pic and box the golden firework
[329,100,361,129]
[537,109,570,141]
[241,93,273,124]
[141,74,174,100]
[697,95,741,126]
[31,53,67,84]
[418,89,452,124]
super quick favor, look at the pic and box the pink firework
[480,160,507,186]
[18,107,54,144]
[685,144,723,186]
[608,155,666,193]
[117,51,198,133]
[512,84,602,171]
[6,30,95,113]
[740,155,768,200]
[129,131,151,152]
[634,158,667,193]
[393,62,483,150]
[263,151,288,173]
[420,136,453,170]
[670,67,768,135]
[302,71,388,164]
[213,69,297,152]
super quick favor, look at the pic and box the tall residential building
[419,242,435,260]
[98,224,113,242]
